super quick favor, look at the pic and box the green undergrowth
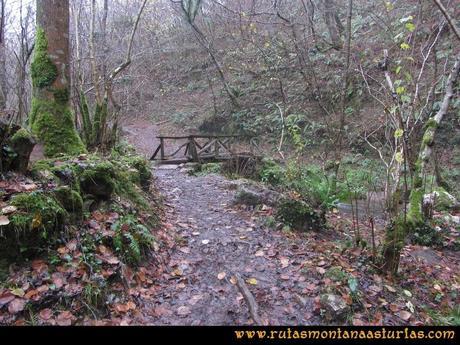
[1,145,157,261]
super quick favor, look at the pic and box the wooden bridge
[150,134,251,164]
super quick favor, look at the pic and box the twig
[234,273,263,325]
[433,0,460,41]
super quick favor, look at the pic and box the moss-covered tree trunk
[381,51,460,275]
[30,0,85,157]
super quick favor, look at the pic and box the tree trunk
[323,0,342,49]
[381,51,460,275]
[30,0,85,157]
[0,0,7,111]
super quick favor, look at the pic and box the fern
[135,224,155,246]
[124,232,141,263]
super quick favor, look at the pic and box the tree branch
[433,0,460,41]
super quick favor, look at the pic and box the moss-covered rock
[80,162,116,199]
[0,191,66,259]
[127,156,152,188]
[426,187,459,211]
[53,186,83,221]
[275,198,323,231]
[9,128,37,173]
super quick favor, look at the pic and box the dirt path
[136,167,325,325]
[121,119,328,325]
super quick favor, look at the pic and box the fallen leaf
[114,304,129,313]
[56,311,74,326]
[217,272,226,280]
[316,267,326,275]
[385,285,396,293]
[229,276,237,285]
[8,299,25,314]
[280,257,289,268]
[39,309,53,321]
[0,215,10,226]
[179,247,190,254]
[403,290,412,298]
[254,250,264,257]
[246,278,258,285]
[22,183,37,192]
[32,213,42,229]
[189,295,203,306]
[1,206,17,215]
[177,306,191,316]
[0,294,15,307]
[24,289,38,300]
[126,301,136,310]
[406,301,415,313]
[399,310,412,321]
[10,288,25,297]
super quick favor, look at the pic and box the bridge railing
[150,134,251,164]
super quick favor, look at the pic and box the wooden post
[188,136,199,162]
[214,138,220,158]
[160,137,165,160]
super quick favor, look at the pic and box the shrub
[112,215,156,265]
[275,198,323,232]
[258,158,285,185]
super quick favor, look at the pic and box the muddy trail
[122,120,328,325]
[135,167,326,325]
[121,119,460,327]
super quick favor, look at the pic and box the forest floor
[0,119,458,326]
[122,119,460,326]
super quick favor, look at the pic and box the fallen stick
[234,273,263,325]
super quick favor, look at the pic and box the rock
[320,294,350,322]
[443,214,460,226]
[232,183,281,207]
[79,162,116,199]
[53,186,83,221]
[424,188,459,211]
[275,198,324,231]
[157,164,179,170]
[9,129,37,173]
[35,169,55,181]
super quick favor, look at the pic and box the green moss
[422,129,435,147]
[30,28,58,89]
[80,162,116,199]
[10,128,34,143]
[30,98,86,157]
[114,170,149,209]
[92,102,108,144]
[275,198,323,231]
[53,186,83,219]
[79,92,92,144]
[424,118,438,130]
[0,192,67,259]
[432,187,457,211]
[407,189,424,226]
[127,156,152,187]
[53,87,70,104]
[10,192,66,230]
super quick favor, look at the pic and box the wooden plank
[197,139,217,155]
[160,137,165,160]
[150,144,162,160]
[157,134,246,140]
